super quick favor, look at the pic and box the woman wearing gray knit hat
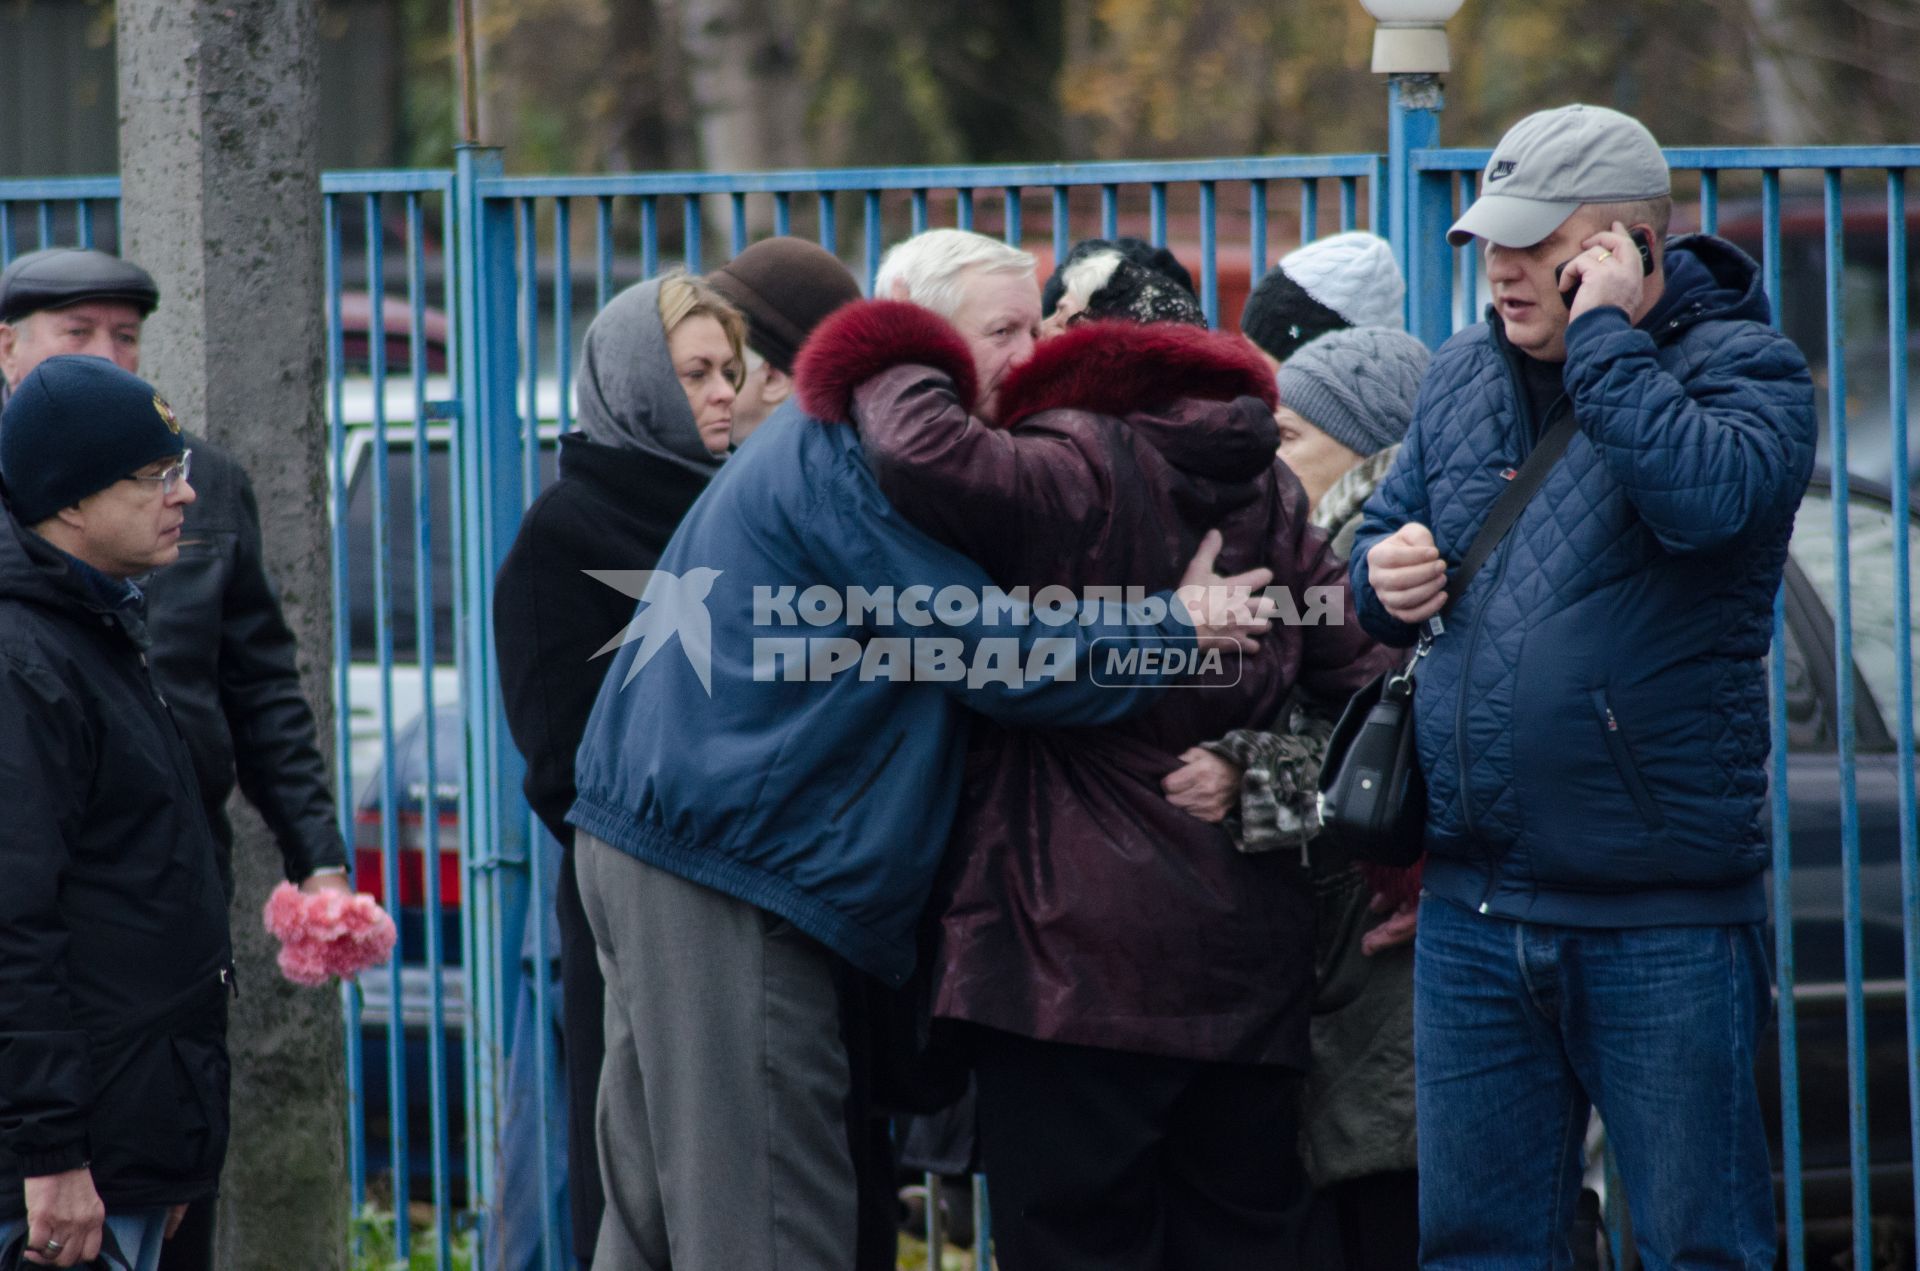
[1164,323,1432,1271]
[1275,326,1429,558]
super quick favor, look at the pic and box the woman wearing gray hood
[492,272,744,1264]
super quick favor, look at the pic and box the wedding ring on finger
[42,1237,64,1255]
[1594,248,1611,262]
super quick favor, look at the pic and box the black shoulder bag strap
[1421,410,1582,642]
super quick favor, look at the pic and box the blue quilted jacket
[1350,235,1816,927]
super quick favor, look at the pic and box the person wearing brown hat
[707,236,861,447]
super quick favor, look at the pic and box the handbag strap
[1436,411,1581,621]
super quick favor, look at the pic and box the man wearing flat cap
[1351,104,1816,1266]
[0,357,232,1271]
[0,248,348,1270]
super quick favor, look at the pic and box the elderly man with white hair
[566,228,1277,1271]
[871,227,1043,422]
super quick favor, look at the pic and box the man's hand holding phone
[1555,221,1653,322]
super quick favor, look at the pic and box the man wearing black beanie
[0,355,231,1271]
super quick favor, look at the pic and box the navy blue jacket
[1350,236,1817,926]
[568,402,1198,984]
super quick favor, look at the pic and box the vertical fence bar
[324,193,368,1252]
[0,203,14,265]
[366,190,412,1262]
[1371,155,1389,238]
[515,209,556,1267]
[819,192,838,256]
[405,189,455,1271]
[36,200,52,247]
[438,181,482,1241]
[1149,183,1167,247]
[1771,587,1805,1271]
[1340,176,1358,233]
[1700,170,1720,236]
[524,806,560,1269]
[1887,165,1920,1248]
[1407,164,1453,346]
[863,191,883,296]
[683,195,703,271]
[518,200,540,507]
[1100,185,1118,240]
[910,190,929,238]
[969,1176,990,1271]
[1455,173,1479,334]
[1199,180,1218,328]
[555,199,575,437]
[1052,186,1070,269]
[1762,171,1784,318]
[453,147,527,1257]
[957,189,974,232]
[774,192,792,238]
[596,197,614,310]
[1823,168,1873,1271]
[1003,187,1022,247]
[77,201,94,248]
[640,196,659,279]
[506,162,560,1251]
[730,192,748,258]
[1300,179,1318,243]
[1250,181,1269,281]
[1760,165,1805,1271]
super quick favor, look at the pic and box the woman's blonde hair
[656,270,748,387]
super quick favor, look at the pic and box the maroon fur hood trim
[794,299,977,423]
[996,319,1277,427]
[796,301,1278,432]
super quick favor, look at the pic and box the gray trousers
[574,832,856,1271]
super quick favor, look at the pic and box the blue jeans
[1,1207,168,1271]
[1413,895,1776,1270]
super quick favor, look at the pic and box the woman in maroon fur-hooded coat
[796,300,1393,1268]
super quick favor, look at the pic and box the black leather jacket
[143,435,345,896]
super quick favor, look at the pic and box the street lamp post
[1358,0,1464,342]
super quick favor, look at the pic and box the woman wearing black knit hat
[1239,231,1406,369]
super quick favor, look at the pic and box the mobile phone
[1556,228,1654,308]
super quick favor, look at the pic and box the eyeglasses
[128,449,192,496]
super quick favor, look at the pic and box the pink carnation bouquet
[262,883,398,987]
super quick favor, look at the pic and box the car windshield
[1791,487,1920,737]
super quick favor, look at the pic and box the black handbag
[1318,413,1580,867]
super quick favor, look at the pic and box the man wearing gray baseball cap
[1350,104,1816,1267]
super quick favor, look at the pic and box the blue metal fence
[4,122,1917,1271]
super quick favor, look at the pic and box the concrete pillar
[116,4,346,1269]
